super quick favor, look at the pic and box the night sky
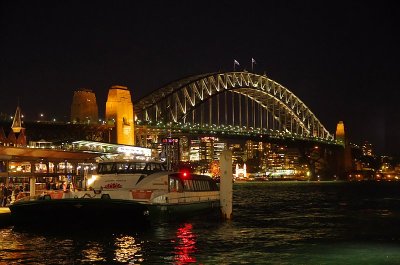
[1,0,399,155]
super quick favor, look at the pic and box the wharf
[0,207,12,227]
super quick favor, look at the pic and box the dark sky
[1,0,399,154]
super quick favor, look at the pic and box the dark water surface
[1,181,400,264]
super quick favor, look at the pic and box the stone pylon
[335,121,353,178]
[105,85,135,145]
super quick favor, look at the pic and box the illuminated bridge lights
[136,121,338,145]
[134,72,334,143]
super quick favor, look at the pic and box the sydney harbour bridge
[130,71,342,179]
[134,71,335,146]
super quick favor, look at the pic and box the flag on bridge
[251,58,256,72]
[233,59,240,71]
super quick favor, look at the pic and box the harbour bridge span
[134,72,335,144]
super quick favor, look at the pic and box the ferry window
[191,180,196,191]
[184,179,196,191]
[200,181,205,191]
[193,180,199,191]
[198,180,203,191]
[205,181,210,190]
[185,180,193,191]
[155,163,164,171]
[183,180,190,191]
[138,163,146,170]
[177,179,183,192]
[127,162,146,173]
[144,163,155,171]
[128,163,136,171]
[197,180,202,191]
[117,163,129,173]
[188,180,192,191]
[98,163,115,174]
[169,177,183,192]
[143,163,165,172]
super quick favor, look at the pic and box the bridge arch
[134,72,333,141]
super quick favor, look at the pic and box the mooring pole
[220,149,233,220]
[29,176,36,197]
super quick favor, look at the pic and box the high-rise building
[266,145,286,171]
[70,89,99,124]
[213,140,226,160]
[245,140,260,160]
[200,137,214,162]
[180,136,189,161]
[285,147,300,169]
[189,137,226,164]
[229,143,245,165]
[189,139,200,161]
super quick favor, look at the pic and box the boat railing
[12,190,66,204]
[12,194,43,203]
[152,191,219,204]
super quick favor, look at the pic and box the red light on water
[173,223,197,264]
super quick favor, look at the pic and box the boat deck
[0,207,11,227]
[0,207,10,214]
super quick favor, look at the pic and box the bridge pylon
[105,85,135,145]
[335,121,353,179]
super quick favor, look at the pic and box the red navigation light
[181,170,190,179]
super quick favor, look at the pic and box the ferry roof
[0,146,99,162]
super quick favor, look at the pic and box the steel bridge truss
[134,72,333,141]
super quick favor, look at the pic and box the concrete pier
[220,150,233,220]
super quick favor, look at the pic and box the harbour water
[1,181,400,264]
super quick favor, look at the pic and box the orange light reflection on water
[114,235,142,263]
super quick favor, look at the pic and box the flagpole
[234,60,240,71]
[251,58,256,72]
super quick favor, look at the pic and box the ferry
[9,159,221,225]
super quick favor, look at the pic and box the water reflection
[0,228,32,264]
[81,242,106,263]
[173,223,197,264]
[114,235,143,263]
